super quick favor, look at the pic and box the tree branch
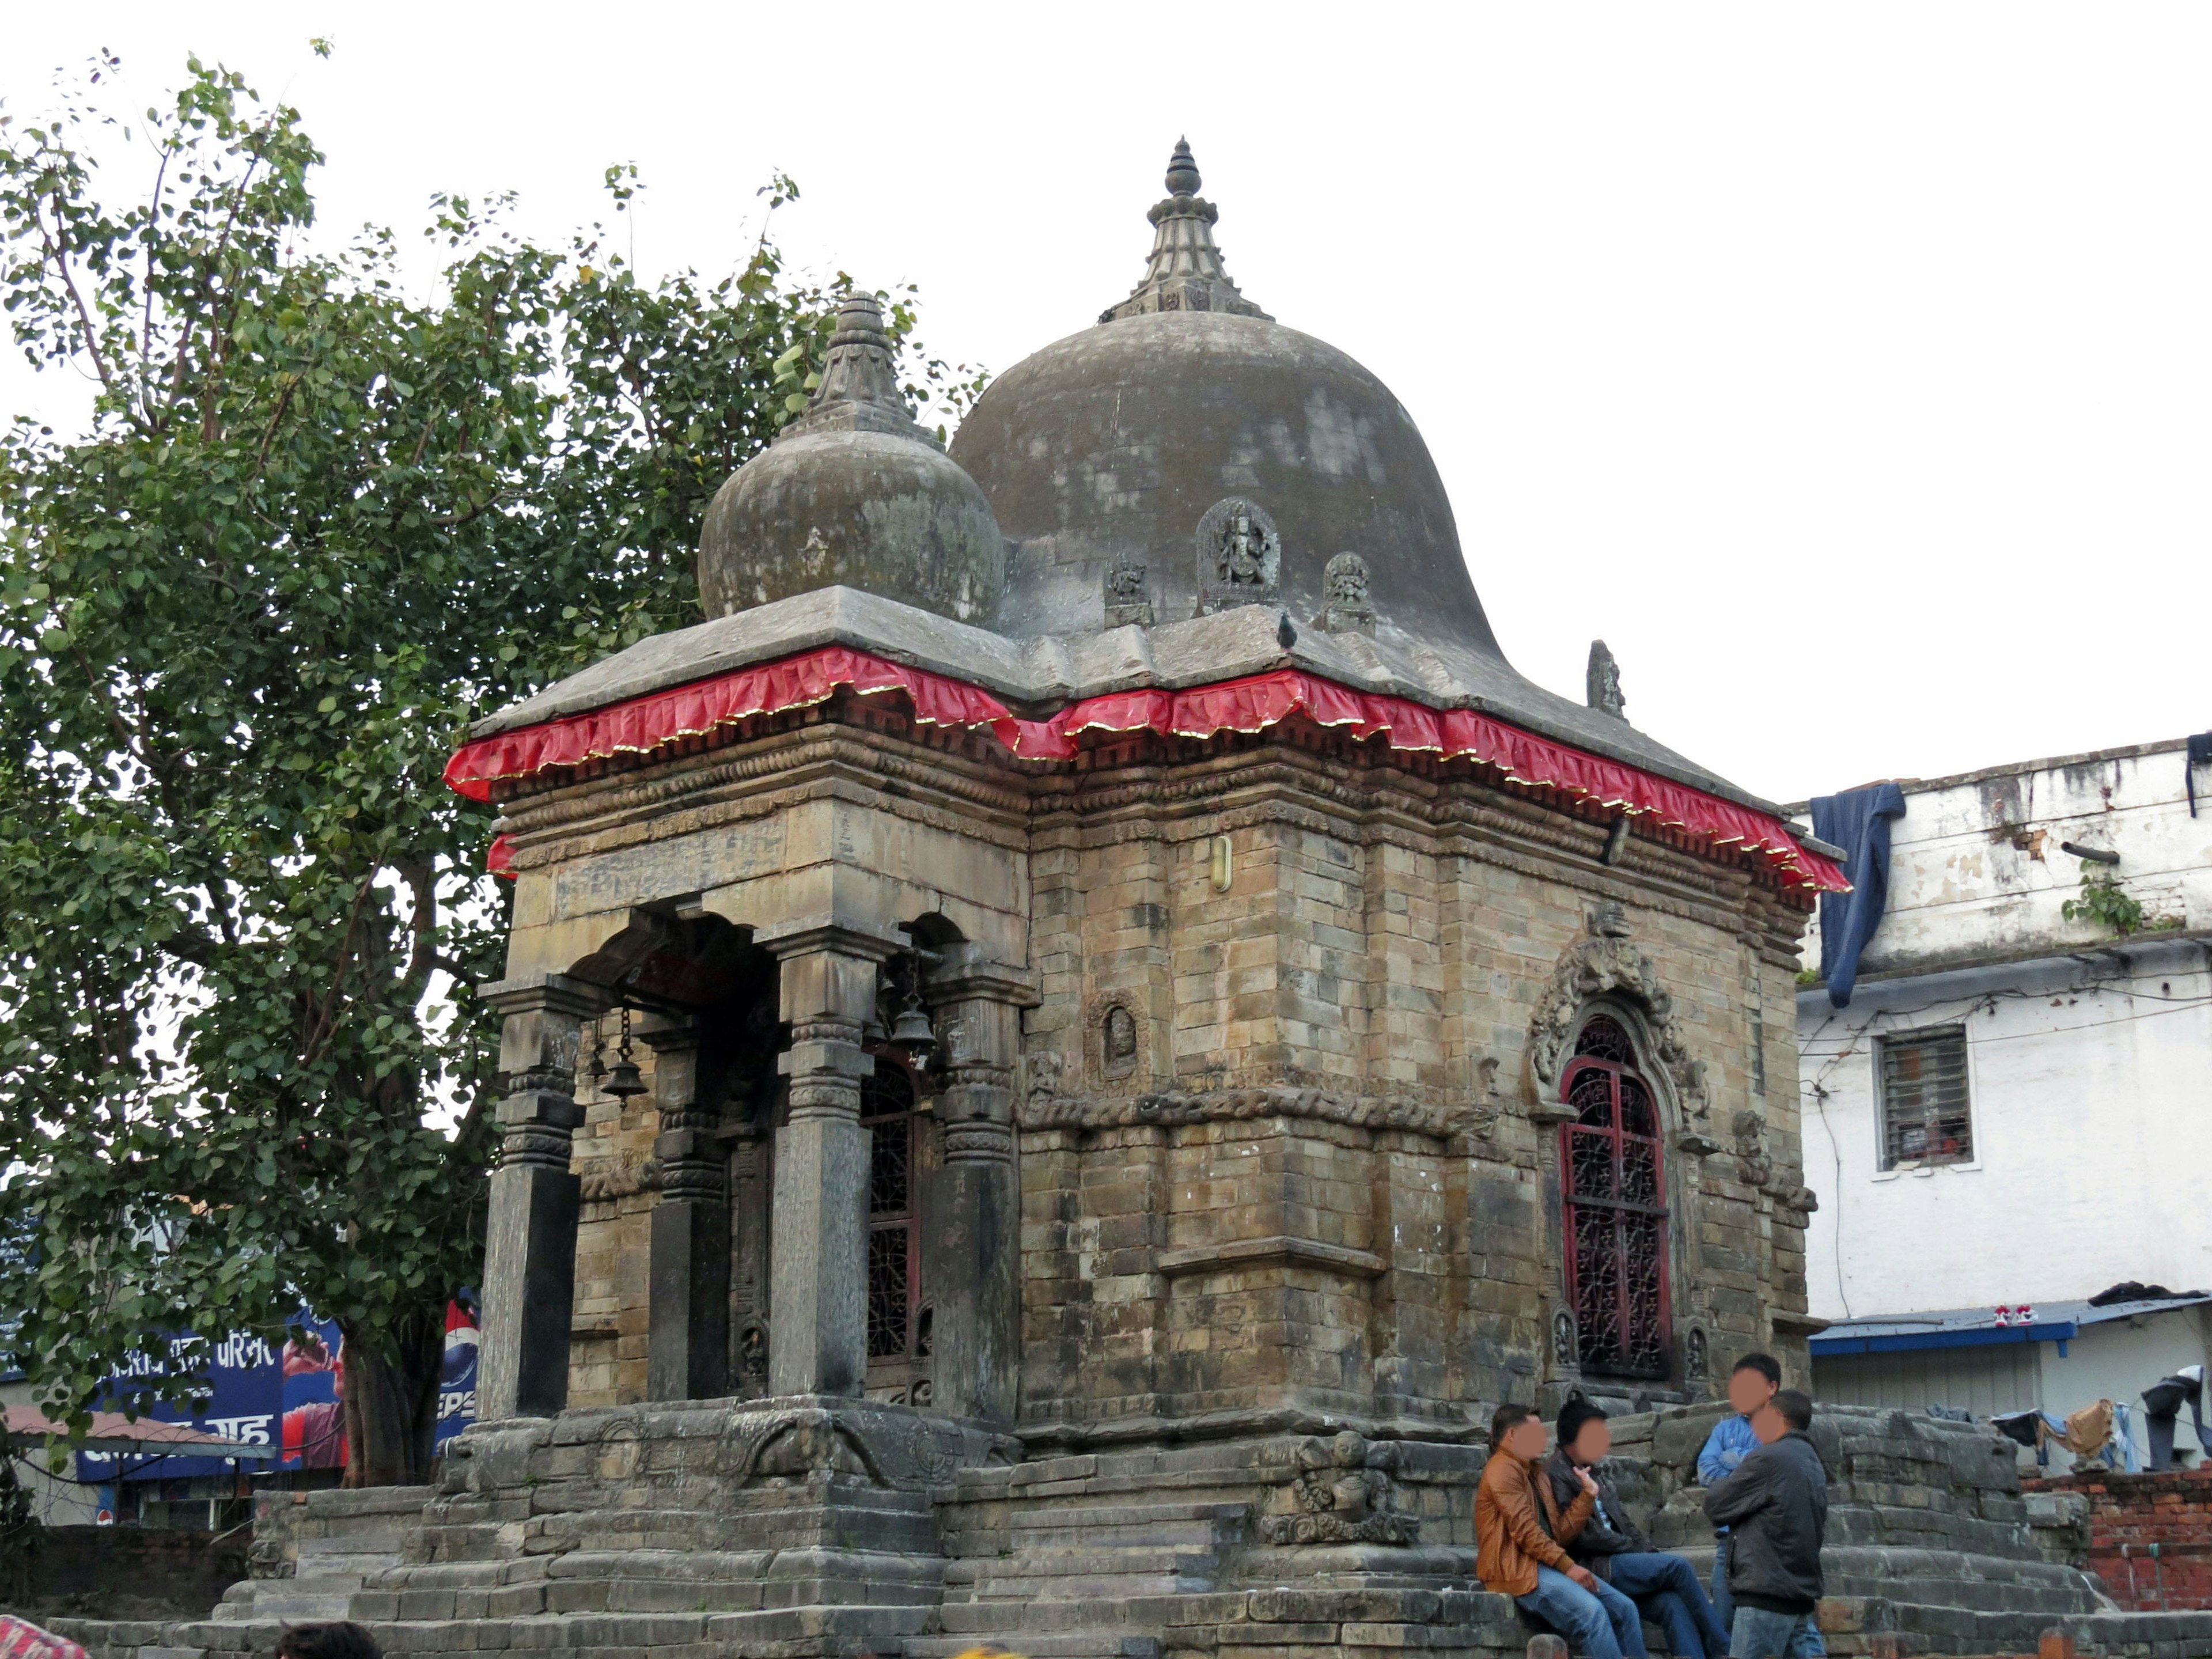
[33,195,116,402]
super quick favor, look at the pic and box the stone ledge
[1156,1237,1387,1279]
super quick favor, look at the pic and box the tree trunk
[339,1306,446,1487]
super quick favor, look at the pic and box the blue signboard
[75,1301,477,1482]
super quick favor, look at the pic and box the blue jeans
[1729,1606,1823,1659]
[1607,1552,1731,1659]
[1711,1538,1825,1656]
[1517,1564,1649,1659]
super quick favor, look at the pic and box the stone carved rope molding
[1018,1077,1490,1141]
[1528,908,1711,1120]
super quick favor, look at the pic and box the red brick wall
[2025,1467,2212,1611]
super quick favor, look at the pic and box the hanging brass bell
[889,1002,936,1063]
[603,1003,649,1099]
[603,1054,649,1100]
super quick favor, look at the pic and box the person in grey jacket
[1702,1389,1828,1659]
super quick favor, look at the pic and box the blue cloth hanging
[1810,783,1907,1010]
[2188,733,2212,817]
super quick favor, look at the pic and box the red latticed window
[1560,1015,1671,1378]
[862,1059,920,1361]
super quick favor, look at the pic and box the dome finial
[1100,141,1271,325]
[779,289,930,444]
[1165,137,1201,197]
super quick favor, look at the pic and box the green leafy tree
[0,52,979,1482]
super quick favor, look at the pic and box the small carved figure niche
[1101,1003,1140,1081]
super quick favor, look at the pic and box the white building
[1792,736,2212,1463]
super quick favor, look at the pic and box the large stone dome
[699,296,1005,628]
[950,142,1499,656]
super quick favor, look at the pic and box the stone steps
[211,1573,369,1621]
[906,1635,1161,1659]
[948,1567,1221,1601]
[1821,1599,2212,1657]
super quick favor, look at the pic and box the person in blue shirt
[1697,1354,1825,1657]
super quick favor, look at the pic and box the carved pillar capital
[481,974,604,1169]
[925,947,1033,1170]
[639,1018,719,1203]
[767,926,893,1123]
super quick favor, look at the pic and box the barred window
[862,1059,921,1360]
[1560,1014,1671,1379]
[1878,1027,1972,1170]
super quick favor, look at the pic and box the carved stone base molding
[1258,1431,1422,1546]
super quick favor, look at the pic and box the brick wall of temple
[2025,1468,2212,1611]
[1016,740,1817,1428]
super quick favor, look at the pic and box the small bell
[889,1001,935,1063]
[603,1005,649,1100]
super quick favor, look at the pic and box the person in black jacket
[1702,1389,1828,1659]
[1546,1399,1732,1659]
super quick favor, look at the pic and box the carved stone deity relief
[1321,551,1375,634]
[1195,496,1281,610]
[1103,1006,1138,1077]
[1103,554,1153,628]
[1089,996,1146,1085]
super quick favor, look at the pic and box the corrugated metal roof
[1812,1296,2211,1356]
[1823,1296,2211,1340]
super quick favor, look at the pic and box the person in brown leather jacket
[1475,1403,1647,1659]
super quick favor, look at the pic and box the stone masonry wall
[1019,733,1819,1431]
[513,707,1819,1426]
[2027,1468,2212,1611]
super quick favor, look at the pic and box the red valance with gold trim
[448,646,1846,892]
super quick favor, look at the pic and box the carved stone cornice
[496,725,1030,842]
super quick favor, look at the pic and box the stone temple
[62,143,2212,1659]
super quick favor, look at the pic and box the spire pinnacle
[781,291,935,445]
[1165,137,1200,196]
[1100,139,1271,325]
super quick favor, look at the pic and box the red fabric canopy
[452,646,1846,892]
[445,645,1021,802]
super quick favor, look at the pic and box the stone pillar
[925,945,1038,1425]
[476,974,601,1422]
[763,927,892,1399]
[645,1018,729,1402]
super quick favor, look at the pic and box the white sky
[6,3,2209,809]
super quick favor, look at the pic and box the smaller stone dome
[698,294,1006,627]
